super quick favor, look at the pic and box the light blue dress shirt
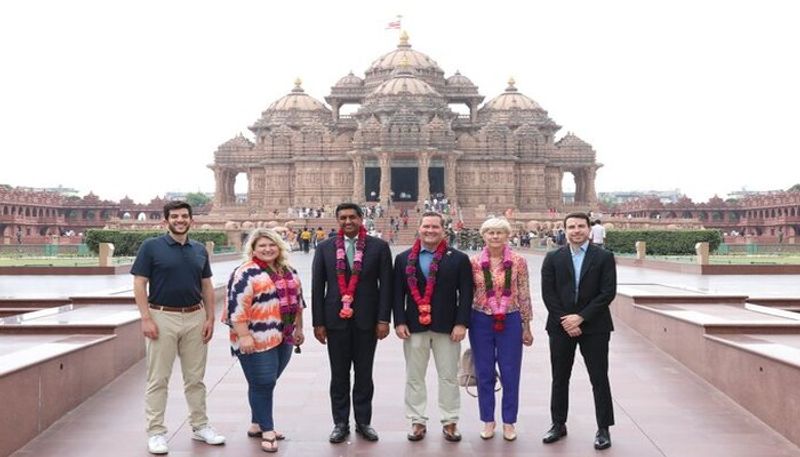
[418,247,435,279]
[571,241,590,300]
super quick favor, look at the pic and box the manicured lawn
[0,257,133,267]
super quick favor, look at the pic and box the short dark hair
[563,212,590,227]
[419,211,445,227]
[163,200,192,219]
[335,203,363,218]
[595,219,602,225]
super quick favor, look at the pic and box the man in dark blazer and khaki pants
[312,203,393,443]
[541,212,617,450]
[393,212,473,442]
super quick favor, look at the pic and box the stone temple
[208,32,600,216]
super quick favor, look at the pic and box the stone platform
[4,250,800,456]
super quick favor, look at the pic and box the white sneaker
[147,434,169,454]
[192,425,226,445]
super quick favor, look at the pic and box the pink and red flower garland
[480,245,513,332]
[335,226,366,319]
[252,257,301,344]
[405,239,447,326]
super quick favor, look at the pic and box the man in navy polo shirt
[132,201,225,454]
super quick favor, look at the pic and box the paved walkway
[9,249,800,456]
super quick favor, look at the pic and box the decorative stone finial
[292,77,304,93]
[399,30,409,46]
[506,77,517,92]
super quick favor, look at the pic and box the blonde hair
[242,228,291,270]
[479,217,512,236]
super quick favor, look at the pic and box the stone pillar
[227,230,243,252]
[635,241,647,260]
[417,151,431,206]
[99,242,115,267]
[351,154,365,202]
[226,170,236,204]
[331,101,340,122]
[205,241,215,256]
[444,154,458,206]
[574,170,584,204]
[469,101,477,122]
[213,168,225,206]
[585,166,598,205]
[695,242,710,265]
[378,152,391,206]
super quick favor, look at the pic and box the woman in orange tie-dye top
[222,228,305,453]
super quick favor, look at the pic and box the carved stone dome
[334,71,363,87]
[367,31,443,73]
[446,71,476,87]
[267,79,330,112]
[482,78,542,111]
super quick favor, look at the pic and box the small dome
[335,71,363,87]
[482,77,542,111]
[369,56,442,98]
[267,79,330,112]
[556,132,591,149]
[446,71,475,87]
[371,74,440,97]
[367,31,443,73]
[218,133,254,150]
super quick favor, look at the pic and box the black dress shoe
[594,427,611,450]
[355,423,379,441]
[542,423,567,444]
[329,423,350,443]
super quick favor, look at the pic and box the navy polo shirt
[130,234,212,307]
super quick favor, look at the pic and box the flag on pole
[386,15,402,30]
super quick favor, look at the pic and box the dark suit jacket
[311,235,393,331]
[541,243,617,335]
[392,247,473,334]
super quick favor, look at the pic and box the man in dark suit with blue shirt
[393,212,473,442]
[312,203,393,443]
[541,212,617,450]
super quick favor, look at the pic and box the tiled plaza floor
[8,249,800,456]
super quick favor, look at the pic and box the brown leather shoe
[442,423,462,442]
[407,423,427,441]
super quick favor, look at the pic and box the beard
[167,222,190,235]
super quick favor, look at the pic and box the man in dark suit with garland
[312,203,393,443]
[393,211,473,442]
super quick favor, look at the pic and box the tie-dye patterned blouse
[470,250,533,323]
[222,260,303,355]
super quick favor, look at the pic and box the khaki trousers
[145,308,208,436]
[403,331,461,425]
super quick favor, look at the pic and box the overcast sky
[1,0,797,203]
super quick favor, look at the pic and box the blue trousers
[468,310,523,424]
[237,343,293,431]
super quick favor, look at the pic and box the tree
[787,184,800,192]
[184,192,211,208]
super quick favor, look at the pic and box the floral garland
[405,239,447,325]
[335,225,366,319]
[480,245,513,332]
[252,258,301,344]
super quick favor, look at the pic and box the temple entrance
[365,167,380,201]
[392,167,418,201]
[428,167,444,197]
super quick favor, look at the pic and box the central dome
[367,31,443,73]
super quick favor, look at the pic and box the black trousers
[326,325,378,425]
[548,331,614,427]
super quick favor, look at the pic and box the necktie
[346,238,355,269]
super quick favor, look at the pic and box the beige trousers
[403,331,461,425]
[145,308,208,436]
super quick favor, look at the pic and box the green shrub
[85,230,228,256]
[605,230,723,255]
